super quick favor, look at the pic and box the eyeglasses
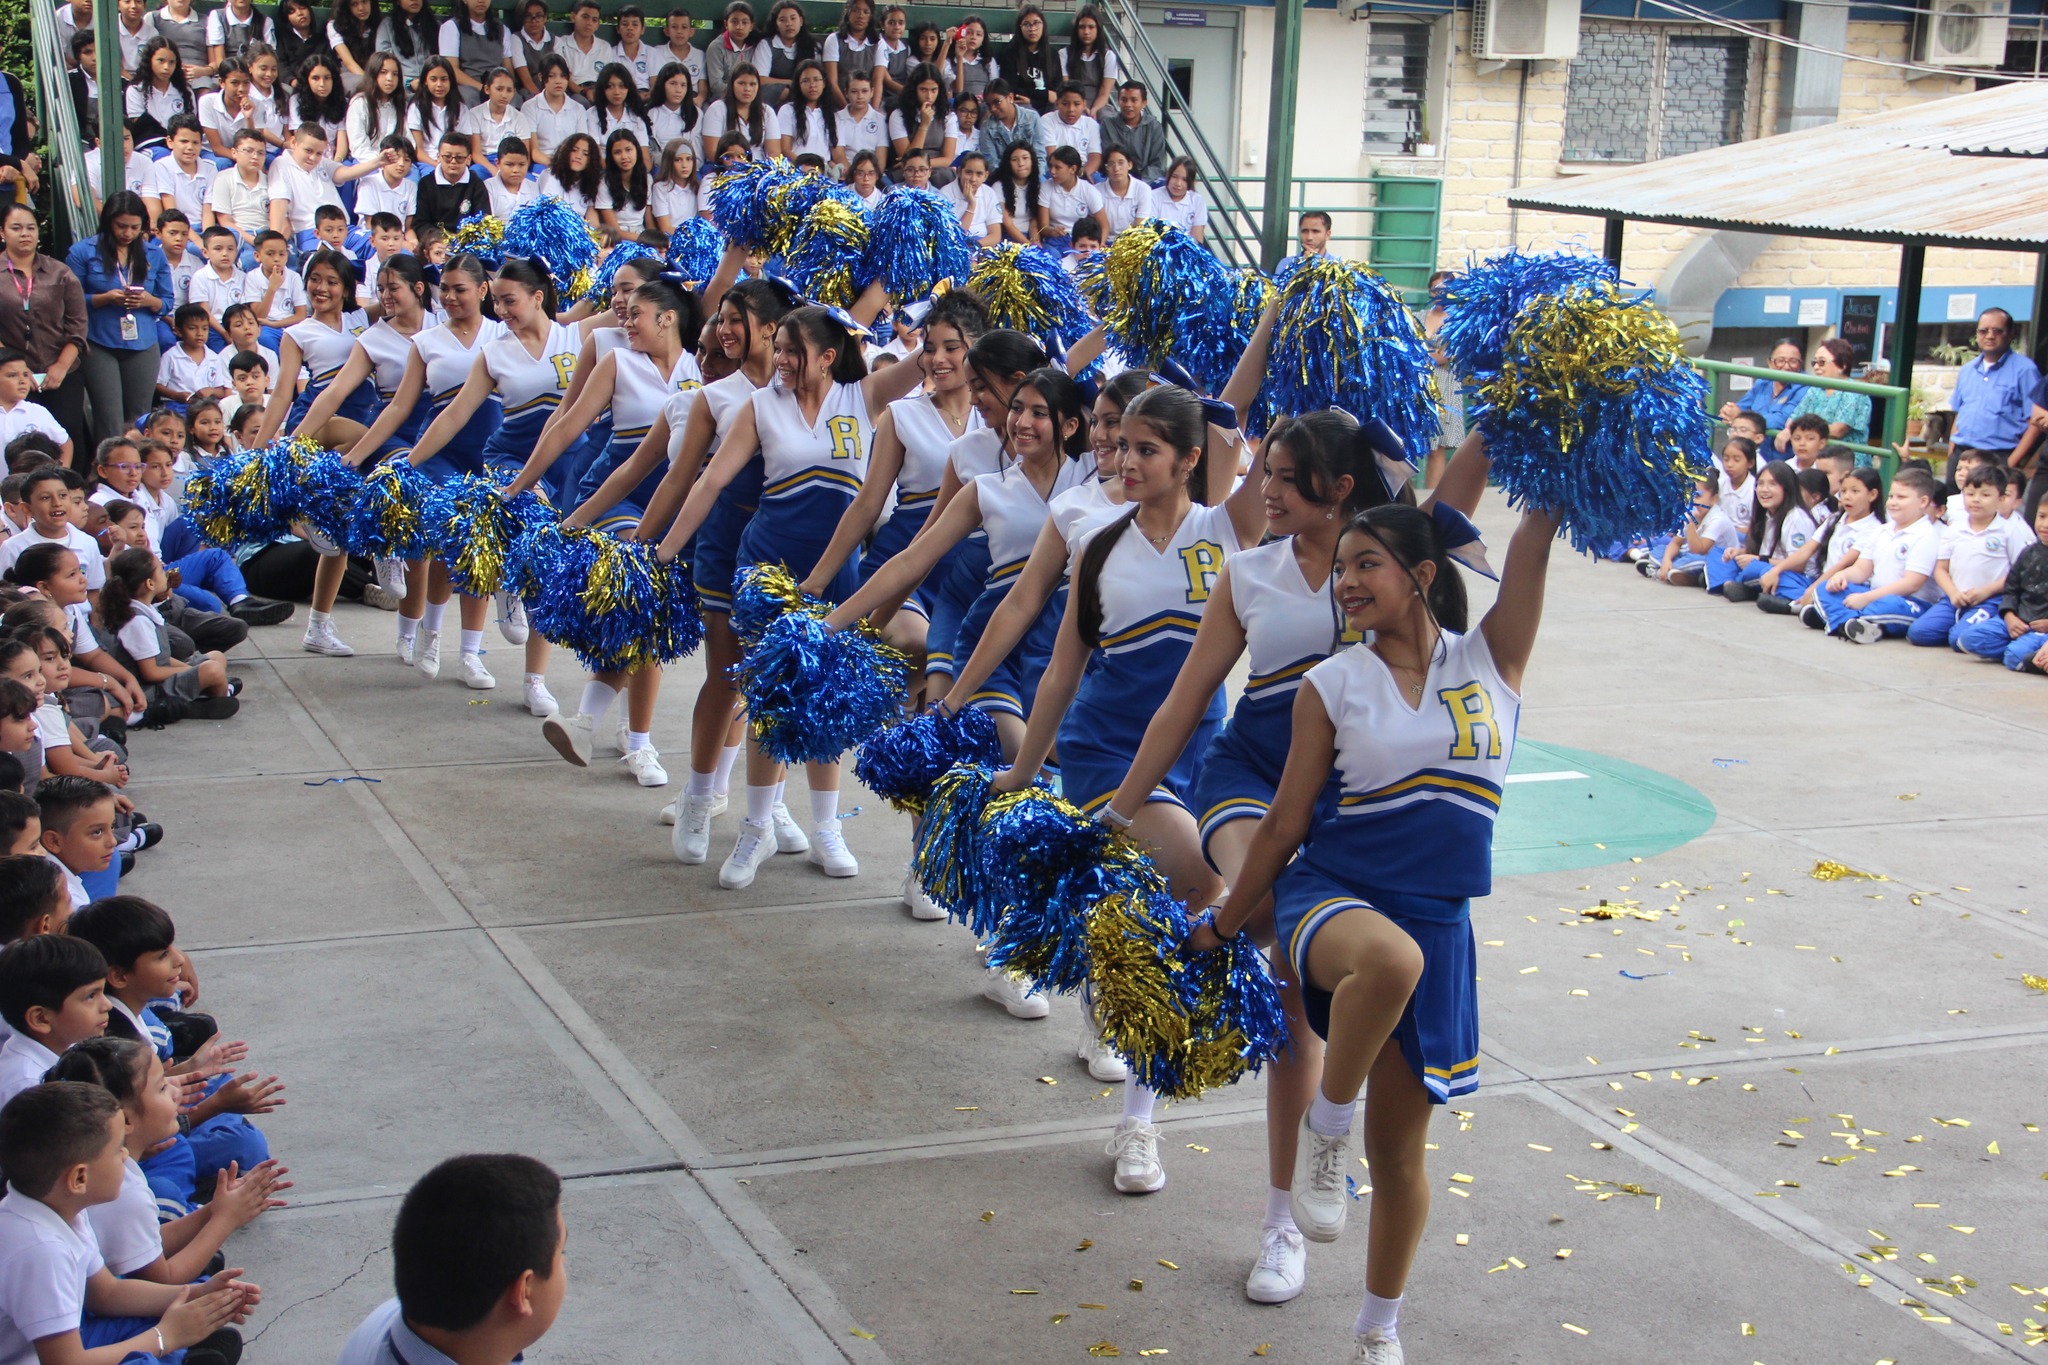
[103,462,142,472]
[1978,326,2008,336]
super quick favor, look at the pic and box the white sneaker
[719,822,773,889]
[524,678,559,717]
[495,590,529,644]
[1291,1113,1353,1244]
[414,630,442,681]
[613,711,631,755]
[660,790,729,824]
[543,712,595,767]
[395,631,416,665]
[807,821,858,876]
[300,524,339,555]
[1078,1019,1129,1083]
[903,871,946,921]
[672,793,717,863]
[303,619,354,656]
[374,556,407,595]
[1351,1330,1403,1365]
[459,652,495,690]
[770,802,809,854]
[1843,617,1884,644]
[622,747,669,787]
[1245,1225,1307,1304]
[1105,1117,1166,1194]
[710,792,729,817]
[980,965,1049,1019]
[360,584,403,612]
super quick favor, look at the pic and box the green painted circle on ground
[1495,739,1717,877]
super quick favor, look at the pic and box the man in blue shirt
[1946,307,2039,482]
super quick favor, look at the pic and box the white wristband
[1098,804,1133,830]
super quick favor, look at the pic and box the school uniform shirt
[86,149,152,200]
[0,524,106,589]
[242,266,308,324]
[0,400,66,449]
[941,179,1002,238]
[115,600,177,674]
[1867,517,1944,602]
[162,251,199,309]
[699,102,772,158]
[590,108,655,151]
[338,1297,467,1365]
[834,107,889,159]
[156,345,212,396]
[342,96,405,163]
[851,184,886,212]
[0,1187,105,1365]
[125,82,191,131]
[1693,505,1740,553]
[458,102,535,155]
[203,3,271,55]
[197,91,258,149]
[84,1159,161,1278]
[779,104,836,161]
[593,182,650,235]
[886,107,962,152]
[415,168,491,233]
[147,156,218,223]
[526,94,593,163]
[614,40,658,90]
[202,169,271,240]
[114,12,158,74]
[1096,178,1152,239]
[559,33,618,89]
[648,104,697,155]
[821,32,877,77]
[1717,474,1755,536]
[1818,513,1884,573]
[1040,177,1105,235]
[650,179,699,226]
[266,156,344,235]
[1941,518,2024,593]
[196,343,278,395]
[537,173,596,219]
[436,16,521,73]
[662,42,708,89]
[486,176,541,218]
[405,103,460,157]
[1153,188,1209,235]
[0,1031,58,1109]
[1037,110,1102,161]
[351,171,419,227]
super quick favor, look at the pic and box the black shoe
[186,1327,243,1365]
[203,1250,226,1277]
[1757,593,1793,615]
[185,696,241,721]
[98,714,128,747]
[226,677,244,697]
[227,595,294,627]
[131,822,164,851]
[140,697,189,729]
[1721,580,1761,603]
[119,851,134,876]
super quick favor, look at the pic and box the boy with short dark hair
[187,225,249,347]
[1816,444,1856,495]
[1726,410,1766,446]
[337,1154,567,1365]
[0,1081,255,1365]
[1782,411,1831,469]
[35,777,120,910]
[0,855,67,942]
[267,122,345,253]
[244,229,308,351]
[486,139,539,219]
[1911,462,2021,649]
[1816,465,1945,642]
[0,467,106,593]
[154,306,217,408]
[0,353,72,473]
[0,934,108,1106]
[0,796,42,859]
[216,348,271,431]
[417,134,490,233]
[1958,498,2048,670]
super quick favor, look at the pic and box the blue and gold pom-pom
[784,194,871,308]
[853,704,1001,813]
[1253,258,1439,454]
[1435,248,1617,385]
[1092,219,1246,396]
[503,196,602,296]
[707,158,803,253]
[584,242,663,310]
[964,244,1093,356]
[666,215,724,283]
[978,788,1141,995]
[730,563,819,646]
[292,447,368,548]
[1472,278,1711,552]
[765,170,847,259]
[447,212,507,268]
[1176,929,1289,1094]
[733,606,911,765]
[517,524,703,671]
[428,473,557,598]
[181,436,326,548]
[910,764,1000,925]
[338,459,434,560]
[859,187,973,303]
[1085,876,1194,1094]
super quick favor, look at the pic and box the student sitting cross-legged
[1908,462,2023,649]
[1812,465,1946,643]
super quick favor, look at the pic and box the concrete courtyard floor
[127,489,2047,1364]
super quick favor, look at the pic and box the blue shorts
[1055,695,1215,815]
[1189,721,1282,865]
[954,580,1062,719]
[692,492,755,617]
[1272,864,1478,1103]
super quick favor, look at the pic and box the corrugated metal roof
[1505,81,2048,249]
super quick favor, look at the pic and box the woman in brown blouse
[0,202,90,468]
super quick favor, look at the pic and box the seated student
[266,122,346,256]
[1815,443,1856,497]
[1060,214,1103,278]
[35,775,122,908]
[66,897,279,1188]
[45,1036,288,1290]
[1726,409,1767,449]
[225,404,263,453]
[0,854,66,944]
[1715,433,1758,542]
[941,150,1002,248]
[337,1153,567,1365]
[1956,497,2048,670]
[0,676,43,797]
[1711,460,1825,606]
[460,70,536,170]
[894,145,933,191]
[0,352,72,472]
[311,203,359,265]
[844,147,885,209]
[352,143,420,237]
[216,350,272,434]
[244,230,309,352]
[199,305,280,409]
[1910,462,2023,649]
[0,476,28,538]
[417,134,492,234]
[187,226,250,348]
[1036,81,1101,177]
[485,138,540,218]
[0,1082,256,1365]
[203,127,274,267]
[154,306,216,411]
[152,213,201,344]
[0,469,107,597]
[98,551,241,720]
[1943,448,1997,524]
[1814,465,1945,642]
[832,69,889,172]
[5,435,62,478]
[790,151,828,176]
[1038,145,1102,253]
[146,117,217,231]
[0,932,108,1106]
[1643,473,1737,587]
[1780,411,1829,471]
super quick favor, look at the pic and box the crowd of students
[1633,408,2048,671]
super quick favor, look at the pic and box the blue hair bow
[1429,502,1496,580]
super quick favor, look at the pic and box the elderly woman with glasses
[1718,337,1807,433]
[1779,336,1870,450]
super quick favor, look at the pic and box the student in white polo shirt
[831,69,888,171]
[1036,82,1102,178]
[0,355,71,470]
[144,117,217,230]
[202,128,272,262]
[1039,144,1103,251]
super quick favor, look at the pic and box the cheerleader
[802,291,991,683]
[830,363,1093,958]
[990,383,1265,1194]
[1192,502,1558,1365]
[505,277,706,788]
[344,255,515,690]
[653,305,927,887]
[548,255,670,529]
[1107,416,1493,1306]
[398,257,581,718]
[249,247,372,660]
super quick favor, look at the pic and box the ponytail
[99,548,158,634]
[1073,508,1138,650]
[494,255,559,321]
[1075,383,1208,647]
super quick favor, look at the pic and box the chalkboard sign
[1840,294,1882,367]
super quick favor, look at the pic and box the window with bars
[1562,26,1754,163]
[1362,21,1432,152]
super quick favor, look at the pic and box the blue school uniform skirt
[737,484,862,605]
[481,404,585,504]
[922,534,992,678]
[577,431,665,531]
[409,396,499,482]
[951,576,1063,720]
[692,457,764,617]
[287,375,377,432]
[858,491,947,619]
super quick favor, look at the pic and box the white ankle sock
[1263,1185,1297,1231]
[1356,1291,1402,1340]
[396,614,420,643]
[772,779,787,807]
[712,743,742,794]
[309,609,332,626]
[421,600,447,632]
[459,629,483,655]
[578,681,618,723]
[1121,1078,1156,1125]
[626,730,651,753]
[1307,1088,1356,1138]
[809,789,838,828]
[525,672,547,689]
[744,783,777,826]
[686,769,715,797]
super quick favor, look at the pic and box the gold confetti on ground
[1253,1347,1272,1358]
[1088,1342,1121,1358]
[1561,1322,1589,1335]
[2022,974,2048,993]
[1555,1248,1572,1259]
[1185,1145,1210,1153]
[849,1326,876,1340]
[1076,1239,1094,1251]
[1051,1313,1070,1325]
[980,1211,995,1223]
[1158,1260,1179,1270]
[1455,1233,1470,1246]
[1809,860,1887,882]
[1128,1280,1144,1292]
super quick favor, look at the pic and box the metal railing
[1216,174,1441,302]
[27,0,100,243]
[1690,358,1908,480]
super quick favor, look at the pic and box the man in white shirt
[146,117,218,227]
[1037,84,1102,178]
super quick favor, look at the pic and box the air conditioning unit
[1913,0,2010,66]
[1471,0,1580,61]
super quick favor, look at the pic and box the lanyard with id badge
[116,263,141,342]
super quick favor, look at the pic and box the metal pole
[1602,217,1625,269]
[94,0,124,199]
[1887,242,1925,472]
[2031,252,2048,365]
[1259,0,1304,271]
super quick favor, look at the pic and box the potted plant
[1906,389,1926,439]
[1412,108,1436,159]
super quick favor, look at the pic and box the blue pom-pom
[1094,221,1248,396]
[782,192,871,307]
[859,187,975,302]
[978,789,1126,994]
[427,473,557,597]
[910,764,1000,924]
[584,242,662,309]
[854,704,1002,812]
[1251,258,1439,455]
[733,613,910,765]
[730,564,818,645]
[337,460,435,560]
[666,216,723,282]
[963,244,1093,357]
[515,524,702,671]
[292,447,368,548]
[503,196,601,297]
[1435,248,1618,385]
[181,437,324,548]
[1177,930,1290,1088]
[707,160,804,253]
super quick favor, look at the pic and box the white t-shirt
[197,90,258,147]
[486,176,541,218]
[834,107,888,158]
[266,155,343,234]
[351,170,419,225]
[699,102,771,156]
[342,95,405,162]
[0,401,68,450]
[779,105,836,161]
[1153,189,1209,233]
[1867,516,1942,602]
[458,102,535,155]
[186,263,247,321]
[525,93,592,162]
[613,40,658,89]
[559,33,617,88]
[941,179,1002,238]
[1940,517,2025,593]
[537,172,594,217]
[405,102,460,155]
[1037,111,1102,161]
[1040,177,1105,234]
[197,343,279,395]
[243,265,309,323]
[1096,178,1152,239]
[116,600,172,668]
[0,1188,104,1364]
[85,1160,162,1277]
[156,345,212,396]
[0,524,106,589]
[594,181,649,236]
[1718,474,1756,535]
[203,167,271,236]
[86,150,152,200]
[650,179,699,225]
[147,156,217,222]
[1692,505,1740,553]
